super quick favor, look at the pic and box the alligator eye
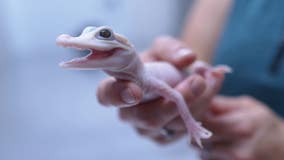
[99,29,112,39]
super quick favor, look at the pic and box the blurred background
[0,0,200,159]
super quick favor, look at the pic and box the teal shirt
[214,0,284,116]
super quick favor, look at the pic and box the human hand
[201,96,284,160]
[97,36,227,145]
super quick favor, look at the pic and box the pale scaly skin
[56,26,230,147]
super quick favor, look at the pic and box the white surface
[0,0,199,159]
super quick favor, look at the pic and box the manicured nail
[215,65,233,73]
[121,88,137,104]
[174,48,193,60]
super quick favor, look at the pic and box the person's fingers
[190,61,232,77]
[213,64,233,74]
[188,68,226,119]
[135,117,186,145]
[203,68,226,98]
[209,96,241,115]
[189,63,230,112]
[201,149,232,160]
[202,136,230,151]
[96,78,143,107]
[189,63,231,101]
[136,127,185,146]
[119,75,206,130]
[151,131,185,145]
[176,74,206,103]
[201,138,236,160]
[134,116,187,145]
[140,50,157,62]
[203,111,254,138]
[176,74,207,120]
[119,99,178,130]
[190,61,211,77]
[193,70,225,117]
[163,117,186,132]
[141,36,196,69]
[135,119,186,139]
[202,144,252,160]
[211,95,263,116]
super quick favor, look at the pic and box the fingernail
[121,88,137,104]
[174,48,193,60]
[215,65,233,74]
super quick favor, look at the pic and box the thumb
[97,78,143,107]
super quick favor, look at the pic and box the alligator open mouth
[56,34,116,67]
[58,48,116,67]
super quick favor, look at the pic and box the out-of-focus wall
[0,0,10,123]
[3,0,190,58]
[0,0,8,69]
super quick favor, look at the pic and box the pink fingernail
[121,89,137,104]
[215,65,233,73]
[175,48,193,59]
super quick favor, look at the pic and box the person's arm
[181,0,233,63]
